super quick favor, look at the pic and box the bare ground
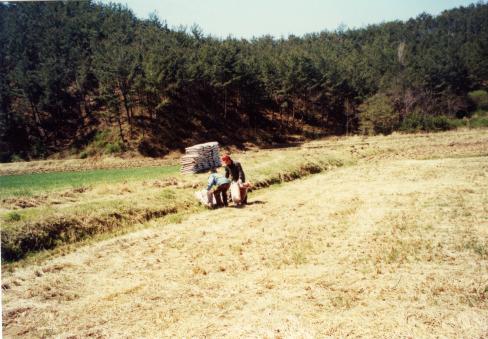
[3,148,488,337]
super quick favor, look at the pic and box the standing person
[221,154,248,204]
[207,167,231,207]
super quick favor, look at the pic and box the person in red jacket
[221,154,248,204]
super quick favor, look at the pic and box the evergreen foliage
[358,94,398,135]
[1,1,487,159]
[468,90,488,110]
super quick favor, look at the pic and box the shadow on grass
[231,200,266,208]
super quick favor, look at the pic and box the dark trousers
[213,183,230,207]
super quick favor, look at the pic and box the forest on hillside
[0,1,487,161]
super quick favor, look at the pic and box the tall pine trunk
[29,100,46,139]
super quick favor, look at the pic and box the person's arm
[224,166,230,179]
[207,174,216,191]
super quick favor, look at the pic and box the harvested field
[2,129,488,337]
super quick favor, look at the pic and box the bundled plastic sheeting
[181,142,221,174]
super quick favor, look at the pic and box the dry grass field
[2,129,488,338]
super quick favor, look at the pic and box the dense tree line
[1,1,487,160]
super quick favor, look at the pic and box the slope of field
[2,130,487,337]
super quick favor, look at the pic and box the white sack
[230,181,241,204]
[194,189,216,207]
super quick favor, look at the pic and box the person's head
[221,154,232,166]
[210,167,217,173]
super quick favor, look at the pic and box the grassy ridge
[0,165,179,199]
[1,195,195,261]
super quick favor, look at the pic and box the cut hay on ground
[3,145,487,337]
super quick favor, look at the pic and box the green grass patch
[468,90,488,110]
[0,165,180,199]
[468,115,488,128]
[398,111,488,133]
[79,129,126,157]
[4,211,22,222]
[399,114,455,132]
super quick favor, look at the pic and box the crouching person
[207,167,231,207]
[222,154,248,205]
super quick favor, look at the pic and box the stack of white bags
[181,142,221,174]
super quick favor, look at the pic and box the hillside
[2,129,488,337]
[1,1,488,160]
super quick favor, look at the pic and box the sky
[99,0,478,39]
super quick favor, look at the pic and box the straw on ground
[2,130,487,337]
